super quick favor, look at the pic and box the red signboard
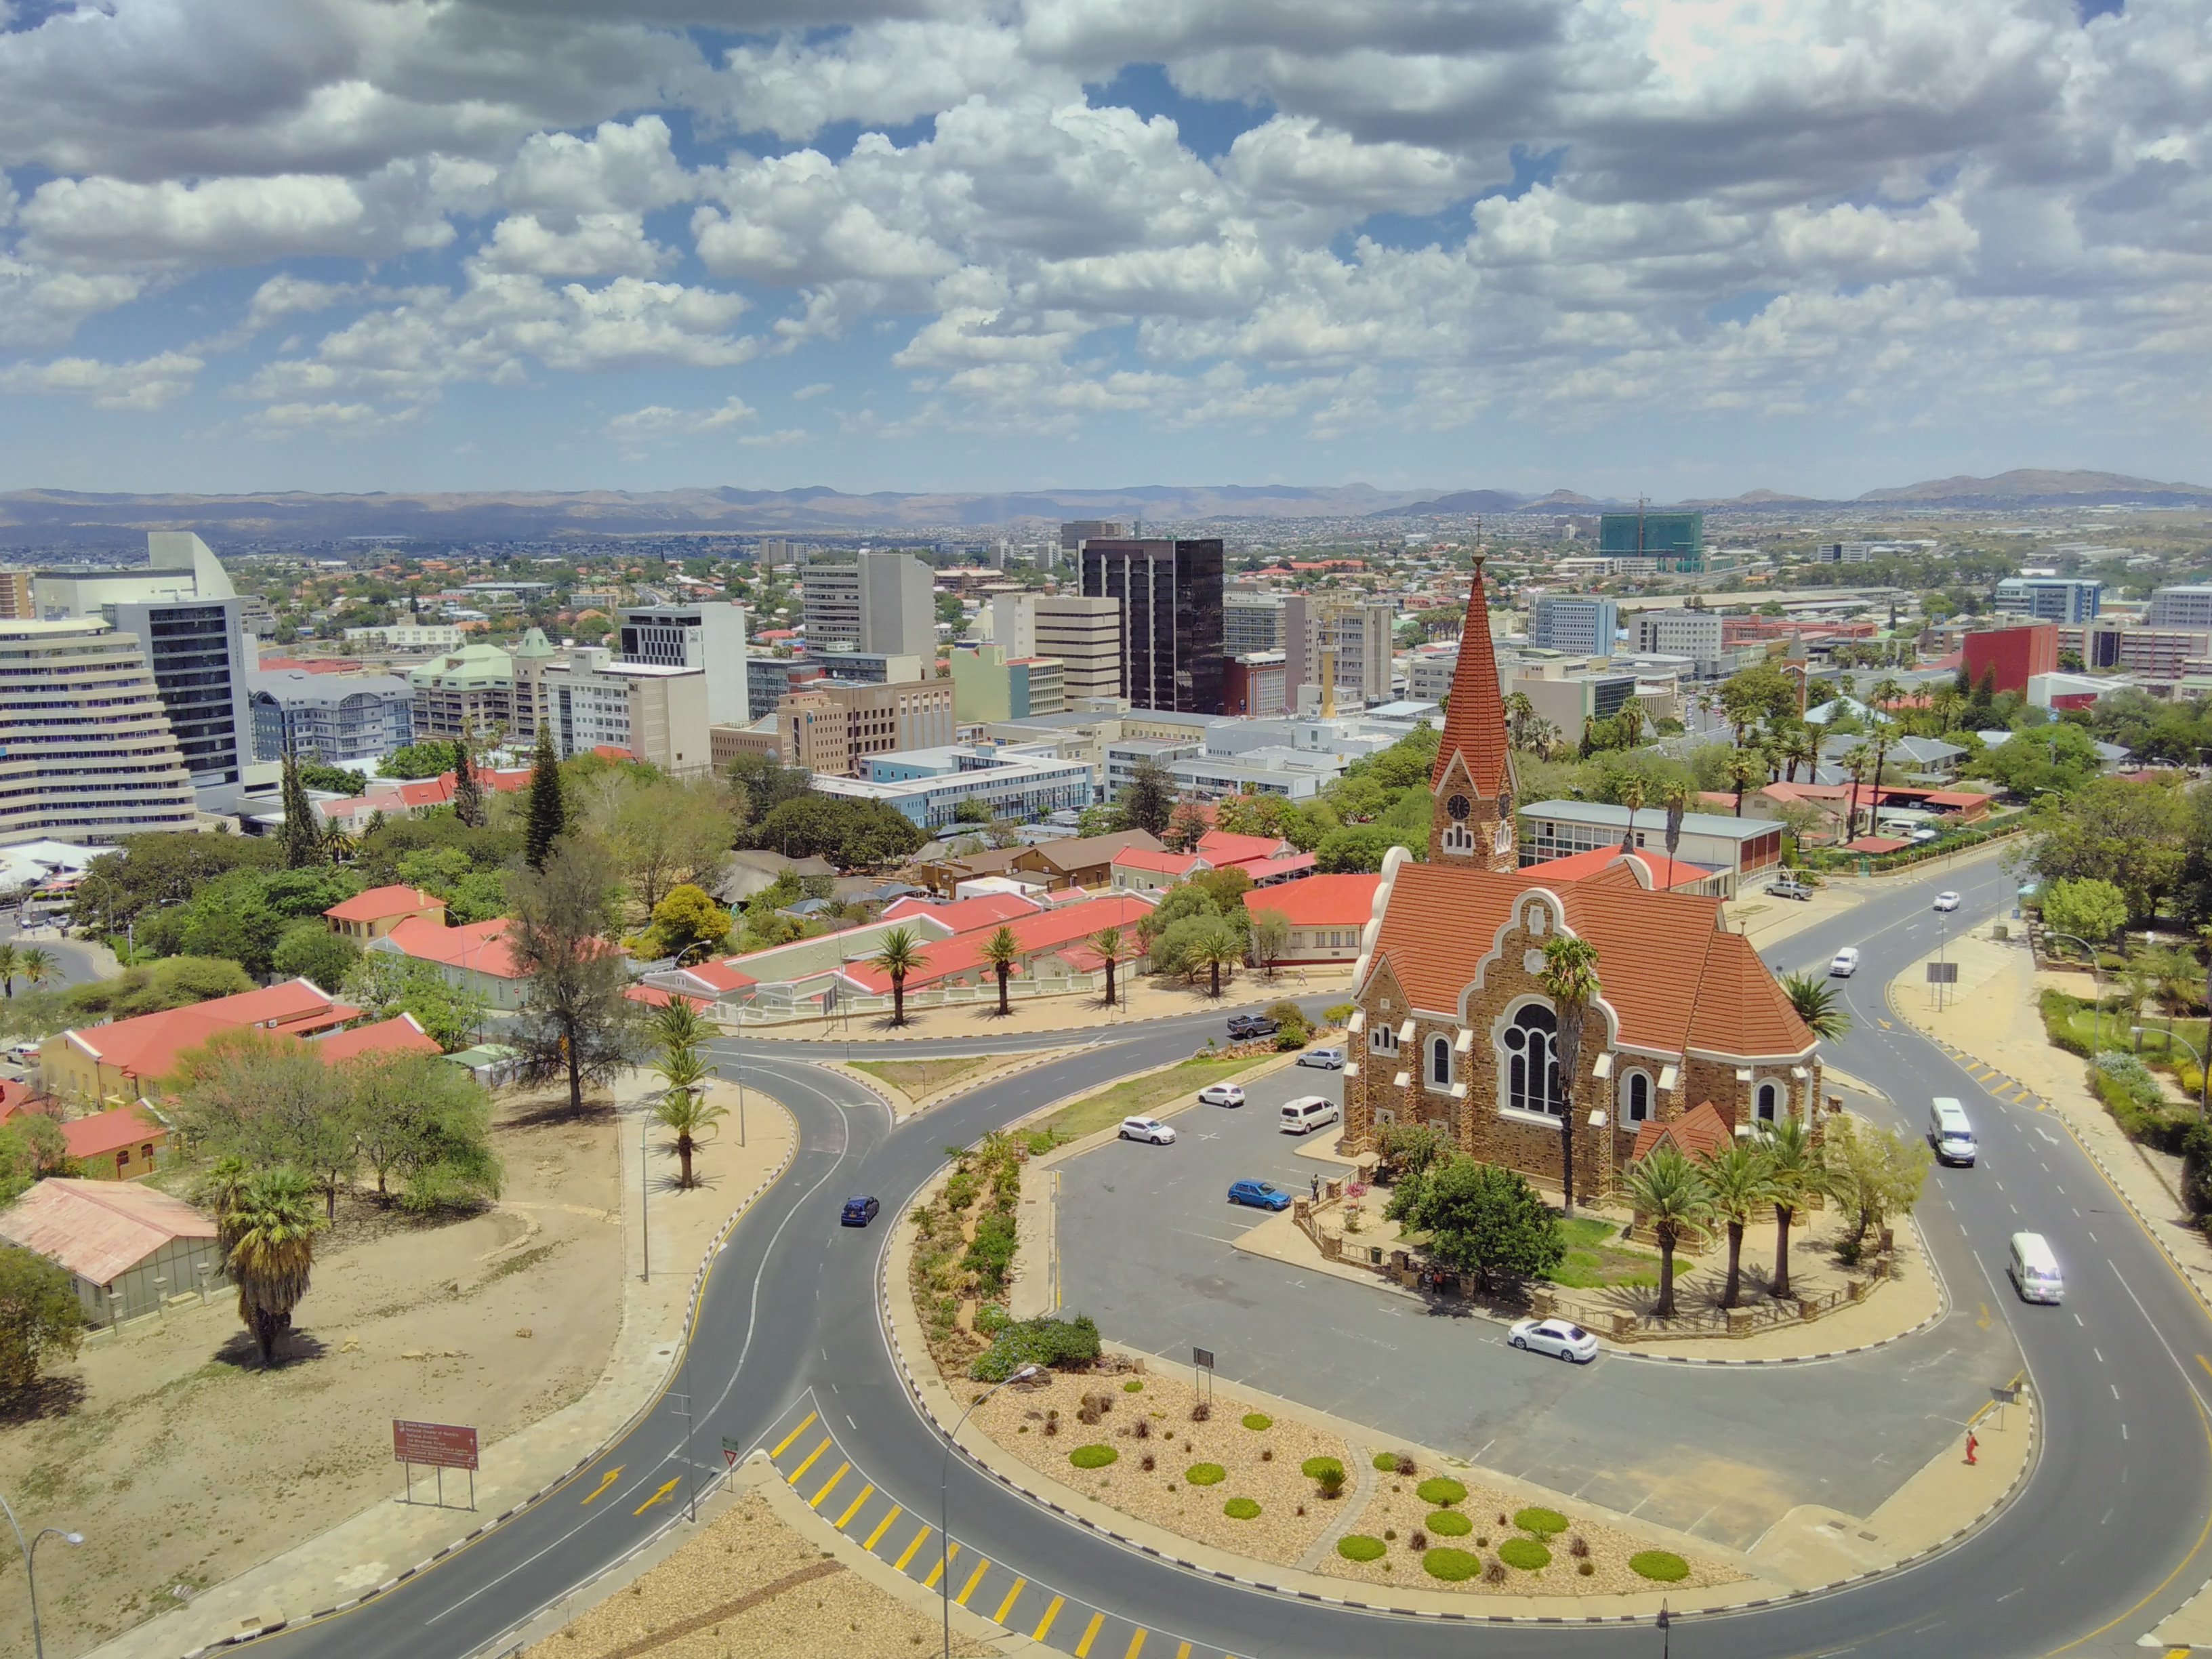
[392,1420,479,1471]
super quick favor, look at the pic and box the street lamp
[2044,931,2108,1051]
[2135,1025,2209,1122]
[0,1490,83,1659]
[940,1366,1038,1659]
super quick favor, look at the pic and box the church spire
[1428,556,1519,869]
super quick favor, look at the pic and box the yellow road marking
[1174,1645,1191,1659]
[1074,1612,1105,1657]
[956,1558,989,1607]
[1978,1302,1991,1331]
[2196,1355,2212,1385]
[768,1411,817,1459]
[1124,1630,1147,1659]
[863,1504,903,1551]
[893,1525,931,1572]
[632,1477,679,1515]
[1877,1017,1892,1029]
[579,1467,621,1505]
[785,1437,830,1488]
[809,1462,848,1511]
[991,1578,1027,1625]
[922,1541,960,1590]
[834,1483,874,1530]
[1032,1596,1064,1641]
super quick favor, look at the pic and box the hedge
[1422,1548,1482,1582]
[1242,1412,1272,1431]
[1797,814,2024,874]
[1069,1444,1118,1469]
[1631,1550,1690,1582]
[1498,1537,1552,1571]
[1416,1476,1468,1507]
[970,1311,1102,1381]
[1337,1534,1387,1562]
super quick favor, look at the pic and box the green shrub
[1514,1507,1569,1537]
[1223,1496,1261,1519]
[1122,1379,1144,1392]
[1427,1510,1472,1536]
[1185,1462,1227,1486]
[1242,1412,1272,1431]
[1300,1456,1344,1482]
[1372,1450,1401,1472]
[1498,1537,1551,1571]
[1068,1444,1118,1470]
[1416,1476,1468,1507]
[1336,1534,1387,1562]
[1631,1551,1689,1582]
[1324,1002,1356,1026]
[1422,1547,1481,1582]
[974,1303,1011,1335]
[968,1312,1101,1381]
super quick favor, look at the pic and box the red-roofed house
[61,1103,167,1181]
[369,916,527,1009]
[1524,843,1727,899]
[1110,846,1211,894]
[0,1178,224,1326]
[314,1013,441,1063]
[837,893,1159,998]
[1242,873,1382,965]
[325,885,447,941]
[41,979,363,1105]
[1195,831,1315,886]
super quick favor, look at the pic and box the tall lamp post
[2044,931,2108,1051]
[940,1365,1038,1659]
[0,1490,83,1659]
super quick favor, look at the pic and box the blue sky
[1,0,2206,501]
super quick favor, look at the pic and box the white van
[1929,1098,1978,1166]
[2009,1232,2064,1304]
[1279,1096,1341,1135]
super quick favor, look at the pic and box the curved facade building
[0,619,197,846]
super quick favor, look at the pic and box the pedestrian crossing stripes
[756,1396,1246,1659]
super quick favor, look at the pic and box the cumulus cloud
[606,395,756,443]
[0,350,203,410]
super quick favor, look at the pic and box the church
[1342,565,1820,1203]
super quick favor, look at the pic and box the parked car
[1279,1096,1341,1134]
[1228,1179,1294,1211]
[1226,1013,1281,1040]
[1829,947,1860,977]
[1932,890,1961,912]
[1297,1047,1347,1070]
[1508,1317,1599,1363]
[1120,1115,1177,1145]
[1765,876,1814,901]
[1197,1083,1246,1107]
[1910,826,1942,844]
[840,1195,880,1227]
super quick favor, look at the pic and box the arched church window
[1502,1003,1561,1116]
[1620,1069,1651,1124]
[1429,1035,1452,1088]
[1756,1080,1783,1122]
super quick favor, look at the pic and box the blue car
[840,1195,880,1227]
[1228,1179,1293,1211]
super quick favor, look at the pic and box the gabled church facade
[1342,565,1820,1202]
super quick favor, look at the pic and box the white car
[1830,947,1860,977]
[1119,1115,1177,1145]
[1509,1317,1599,1364]
[1198,1083,1246,1108]
[1297,1047,1347,1070]
[1932,891,1961,912]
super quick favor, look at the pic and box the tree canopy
[742,794,926,868]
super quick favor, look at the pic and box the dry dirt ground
[0,1088,624,1659]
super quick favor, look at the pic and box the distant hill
[1856,470,2212,507]
[1370,489,1530,517]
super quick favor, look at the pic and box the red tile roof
[880,893,1040,931]
[1242,873,1381,926]
[840,893,1158,994]
[382,916,520,979]
[61,1104,163,1162]
[1111,847,1210,878]
[1195,830,1292,867]
[1526,844,1713,893]
[325,885,445,925]
[1841,835,1910,854]
[1631,1101,1734,1164]
[1429,563,1512,801]
[315,1014,441,1063]
[66,980,361,1086]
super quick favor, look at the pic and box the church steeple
[1429,556,1519,870]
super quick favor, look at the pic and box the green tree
[1163,801,1211,853]
[1698,1145,1777,1309]
[1725,750,1763,818]
[62,956,253,1023]
[1780,972,1851,1041]
[724,751,812,824]
[510,836,638,1111]
[0,1244,85,1390]
[743,794,925,868]
[1661,779,1692,860]
[452,741,484,829]
[1761,1118,1826,1299]
[870,926,928,1027]
[0,1116,74,1205]
[650,1002,724,1187]
[224,1166,323,1367]
[523,724,569,872]
[1538,934,1601,1216]
[379,741,459,780]
[296,760,368,796]
[345,1048,501,1205]
[1622,1147,1711,1317]
[1717,660,1800,742]
[167,1028,356,1219]
[646,883,733,960]
[1117,757,1176,838]
[68,830,281,934]
[341,954,488,1052]
[1189,915,1246,999]
[2041,876,2129,951]
[1822,1114,1933,1261]
[1248,908,1290,981]
[586,774,739,916]
[1314,825,1418,874]
[0,943,18,997]
[271,922,361,992]
[2028,778,2190,924]
[279,752,321,869]
[1386,1156,1563,1290]
[1089,926,1126,1007]
[982,925,1021,1017]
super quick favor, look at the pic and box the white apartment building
[533,647,711,775]
[342,623,464,651]
[802,552,935,656]
[2148,586,2212,630]
[617,601,750,725]
[1631,609,1726,674]
[1031,593,1124,703]
[1225,590,1287,655]
[1305,598,1395,708]
[0,619,198,846]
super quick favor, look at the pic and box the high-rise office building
[617,602,750,726]
[1031,594,1124,703]
[536,647,711,774]
[0,619,198,846]
[1530,595,1621,657]
[1059,521,1125,558]
[0,571,31,620]
[1994,578,2102,625]
[1225,590,1287,655]
[1080,538,1225,714]
[802,552,935,656]
[1307,598,1397,707]
[2150,586,2212,630]
[1597,511,1704,572]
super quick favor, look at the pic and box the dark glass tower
[1078,538,1224,714]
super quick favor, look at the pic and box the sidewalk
[99,1076,796,1659]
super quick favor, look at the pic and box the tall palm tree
[871,926,927,1027]
[226,1166,323,1367]
[651,1000,723,1186]
[1725,750,1762,817]
[1841,742,1877,840]
[1781,723,1818,785]
[15,947,57,995]
[1191,916,1244,1000]
[1699,1145,1777,1309]
[1090,926,1126,1008]
[1504,691,1538,751]
[1618,779,1647,853]
[1539,934,1601,1217]
[1622,1147,1710,1317]
[1928,682,1963,734]
[1660,781,1692,861]
[1780,971,1852,1041]
[0,942,19,996]
[1761,1118,1826,1300]
[2123,947,2159,1052]
[982,925,1021,1017]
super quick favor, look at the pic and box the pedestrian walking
[1310,1173,1321,1203]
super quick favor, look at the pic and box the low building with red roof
[1241,873,1382,965]
[1109,846,1211,894]
[314,1013,441,1063]
[325,885,447,941]
[369,916,527,1009]
[61,1103,167,1181]
[0,1178,224,1326]
[41,979,363,1105]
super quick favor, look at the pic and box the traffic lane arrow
[580,1467,621,1505]
[633,1477,681,1515]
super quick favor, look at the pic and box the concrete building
[1406,650,1460,703]
[508,626,558,742]
[617,602,750,726]
[1517,799,1783,895]
[2062,620,2212,681]
[1223,650,1288,716]
[1056,520,1126,572]
[0,570,31,619]
[1080,537,1225,714]
[249,669,415,764]
[0,619,198,847]
[1307,598,1396,708]
[1104,736,1202,801]
[341,623,464,651]
[779,679,956,777]
[1225,590,1287,655]
[1530,594,1620,657]
[802,552,934,656]
[813,743,1092,828]
[1962,623,2059,695]
[710,720,783,770]
[0,1179,224,1328]
[30,531,232,618]
[409,642,515,743]
[1817,541,1876,563]
[1630,609,1725,675]
[1509,659,1641,747]
[951,646,1065,721]
[1995,577,2102,625]
[1031,594,1123,704]
[2148,586,2212,630]
[1597,510,1704,572]
[535,647,711,773]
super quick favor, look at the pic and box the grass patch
[1514,1507,1569,1537]
[1185,1462,1227,1486]
[1068,1444,1118,1470]
[1426,1510,1473,1536]
[1372,1451,1402,1472]
[1545,1217,1660,1290]
[1242,1412,1272,1431]
[1422,1547,1481,1582]
[1631,1551,1690,1582]
[1301,1456,1344,1482]
[1032,1053,1279,1141]
[1337,1535,1387,1562]
[1223,1497,1261,1520]
[1416,1476,1467,1507]
[849,1054,1012,1097]
[1499,1537,1551,1571]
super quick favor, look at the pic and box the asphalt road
[256,851,2212,1659]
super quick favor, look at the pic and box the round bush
[1223,1496,1261,1520]
[1242,1412,1273,1431]
[1122,1379,1144,1393]
[1336,1534,1387,1563]
[1416,1476,1469,1507]
[1371,1451,1401,1472]
[1426,1510,1473,1537]
[1184,1462,1227,1486]
[1498,1538,1551,1572]
[1631,1551,1690,1583]
[1514,1506,1569,1538]
[1422,1547,1481,1582]
[1068,1444,1118,1470]
[1301,1456,1345,1482]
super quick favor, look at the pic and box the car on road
[1120,1115,1177,1145]
[1765,876,1814,901]
[1226,1013,1280,1040]
[1197,1083,1246,1107]
[1279,1095,1341,1134]
[1509,1317,1599,1363]
[1227,1178,1294,1210]
[840,1195,880,1227]
[2009,1231,2064,1304]
[1933,890,1961,912]
[1830,946,1860,977]
[1297,1046,1346,1069]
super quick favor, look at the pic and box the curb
[735,985,1353,1048]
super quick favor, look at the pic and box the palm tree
[323,826,359,866]
[1190,916,1244,1000]
[651,1000,723,1187]
[0,942,18,996]
[1660,780,1692,861]
[1619,779,1646,853]
[1761,1118,1825,1300]
[2153,945,2198,1051]
[1725,750,1761,817]
[982,925,1021,1017]
[15,947,57,994]
[1699,1145,1777,1309]
[1090,926,1126,1008]
[871,926,927,1027]
[1539,933,1601,1217]
[1780,723,1818,785]
[1928,682,1963,734]
[226,1166,323,1367]
[1504,691,1538,750]
[1842,742,1877,840]
[1622,1147,1710,1317]
[1780,971,1851,1041]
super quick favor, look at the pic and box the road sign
[392,1420,478,1471]
[1193,1347,1214,1370]
[722,1435,743,1468]
[1926,961,1959,984]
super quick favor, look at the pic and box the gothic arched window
[1502,1003,1561,1116]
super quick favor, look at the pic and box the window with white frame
[1429,1034,1452,1089]
[1441,821,1474,855]
[1370,1023,1399,1056]
[1502,1002,1562,1116]
[1620,1068,1652,1124]
[1755,1080,1782,1122]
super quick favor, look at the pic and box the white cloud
[248,399,422,436]
[606,396,757,443]
[791,381,832,399]
[0,350,202,410]
[473,211,670,278]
